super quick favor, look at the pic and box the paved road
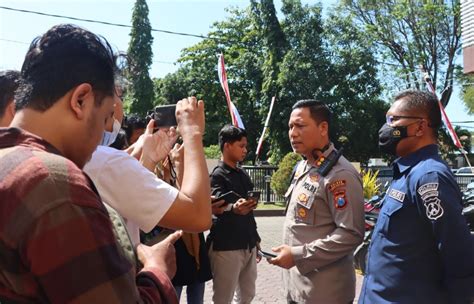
[180,216,363,303]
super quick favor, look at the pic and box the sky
[0,0,473,127]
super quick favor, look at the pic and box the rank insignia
[328,180,346,193]
[297,207,307,219]
[309,174,319,182]
[333,191,347,209]
[316,157,325,167]
[298,193,308,203]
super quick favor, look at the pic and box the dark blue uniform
[360,145,474,303]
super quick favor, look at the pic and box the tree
[158,6,267,155]
[154,0,387,164]
[340,0,461,107]
[127,0,155,115]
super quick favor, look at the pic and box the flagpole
[255,96,276,163]
[421,68,472,168]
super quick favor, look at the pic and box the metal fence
[375,175,474,192]
[242,165,285,203]
[243,166,474,203]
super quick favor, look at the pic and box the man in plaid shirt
[0,24,178,303]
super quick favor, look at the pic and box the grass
[256,201,286,210]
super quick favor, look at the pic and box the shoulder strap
[317,147,344,177]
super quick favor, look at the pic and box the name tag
[388,189,405,202]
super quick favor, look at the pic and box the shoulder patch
[333,190,347,209]
[423,196,444,220]
[328,180,346,192]
[417,183,438,196]
[388,189,405,203]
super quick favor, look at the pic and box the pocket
[376,198,403,238]
[294,200,315,225]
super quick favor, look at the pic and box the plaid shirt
[0,128,177,303]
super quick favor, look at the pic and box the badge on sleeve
[333,190,347,209]
[328,180,346,193]
[418,183,443,220]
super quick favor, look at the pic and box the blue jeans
[174,282,205,304]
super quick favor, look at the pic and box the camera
[147,104,177,130]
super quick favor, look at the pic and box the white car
[456,167,474,175]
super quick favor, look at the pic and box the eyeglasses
[386,115,425,125]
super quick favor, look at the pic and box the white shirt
[83,146,178,246]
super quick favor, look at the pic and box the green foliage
[204,145,221,159]
[154,0,388,163]
[438,126,472,161]
[362,169,380,199]
[458,73,474,114]
[127,0,155,115]
[339,0,461,107]
[271,152,302,196]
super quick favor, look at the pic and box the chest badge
[298,193,308,203]
[297,207,308,219]
[309,174,319,183]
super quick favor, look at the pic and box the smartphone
[212,191,241,205]
[247,190,261,202]
[258,249,277,258]
[153,104,177,128]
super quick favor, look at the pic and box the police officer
[360,90,474,303]
[269,99,364,303]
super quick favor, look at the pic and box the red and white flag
[217,53,245,129]
[424,73,462,149]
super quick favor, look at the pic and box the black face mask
[378,123,408,155]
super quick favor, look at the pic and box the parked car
[456,167,474,175]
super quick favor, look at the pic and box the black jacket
[208,161,261,251]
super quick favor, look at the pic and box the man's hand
[232,198,257,215]
[137,230,183,279]
[268,245,295,269]
[211,197,227,215]
[256,242,262,263]
[141,119,178,165]
[176,96,205,137]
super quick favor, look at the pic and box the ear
[7,100,15,117]
[319,121,329,137]
[415,120,427,137]
[69,83,94,120]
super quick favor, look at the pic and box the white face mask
[100,118,121,146]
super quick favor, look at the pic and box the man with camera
[84,96,212,247]
[0,24,177,303]
[207,125,261,304]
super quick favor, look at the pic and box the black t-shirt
[208,161,261,251]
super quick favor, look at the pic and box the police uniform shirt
[283,143,365,303]
[360,144,474,304]
[208,161,261,251]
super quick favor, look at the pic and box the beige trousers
[208,246,257,304]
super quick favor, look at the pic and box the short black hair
[218,125,247,152]
[292,99,331,127]
[110,129,129,150]
[16,24,119,111]
[123,113,147,142]
[0,70,20,117]
[394,89,441,130]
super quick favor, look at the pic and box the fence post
[264,175,272,204]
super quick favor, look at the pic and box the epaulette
[316,147,343,177]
